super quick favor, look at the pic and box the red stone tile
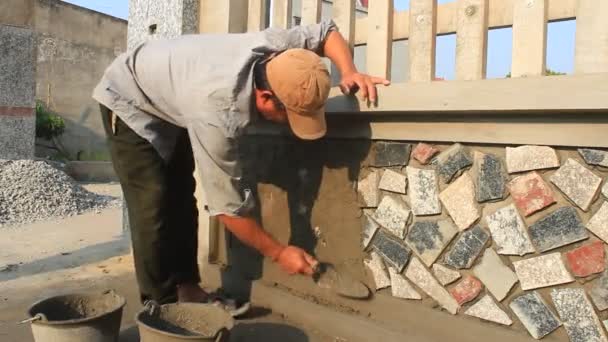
[449,275,483,305]
[507,172,556,216]
[565,241,605,278]
[412,143,440,165]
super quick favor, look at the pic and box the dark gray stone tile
[432,143,473,183]
[475,152,507,202]
[443,225,489,269]
[579,149,608,168]
[372,142,411,167]
[510,292,561,339]
[551,288,607,342]
[590,271,608,311]
[405,220,457,266]
[371,229,412,273]
[529,206,589,253]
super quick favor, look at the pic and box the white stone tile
[513,253,574,290]
[365,251,391,290]
[506,145,560,173]
[372,196,412,239]
[361,215,379,249]
[432,264,461,286]
[485,204,535,256]
[550,158,602,211]
[465,295,513,326]
[406,167,442,216]
[473,248,518,301]
[551,288,608,342]
[357,170,380,207]
[389,267,422,300]
[588,202,608,243]
[405,257,459,314]
[379,169,407,194]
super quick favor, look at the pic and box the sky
[62,0,575,79]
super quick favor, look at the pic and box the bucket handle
[142,300,161,316]
[18,313,47,325]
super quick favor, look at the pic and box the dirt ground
[0,183,335,342]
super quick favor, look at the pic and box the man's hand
[276,246,318,276]
[339,72,390,105]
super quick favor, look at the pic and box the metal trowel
[312,262,370,299]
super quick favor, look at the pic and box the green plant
[35,101,65,140]
[506,68,566,78]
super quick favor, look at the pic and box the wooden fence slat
[366,0,394,79]
[272,0,293,29]
[575,0,608,74]
[409,0,437,82]
[455,0,488,80]
[511,0,547,77]
[354,0,576,46]
[332,0,356,52]
[248,0,267,32]
[301,0,322,25]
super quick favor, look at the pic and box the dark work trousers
[100,104,200,304]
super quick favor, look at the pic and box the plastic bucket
[136,302,234,342]
[25,290,126,342]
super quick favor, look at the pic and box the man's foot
[208,290,251,318]
[176,283,210,303]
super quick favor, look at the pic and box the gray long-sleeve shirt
[93,20,337,217]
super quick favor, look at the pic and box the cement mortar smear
[0,160,120,228]
[360,143,608,340]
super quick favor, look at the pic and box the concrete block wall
[0,24,36,159]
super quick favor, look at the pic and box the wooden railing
[198,0,608,147]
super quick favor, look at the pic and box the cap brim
[286,108,327,140]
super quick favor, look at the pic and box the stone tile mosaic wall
[359,142,608,340]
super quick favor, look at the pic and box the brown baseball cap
[266,48,331,140]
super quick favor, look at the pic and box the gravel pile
[0,160,120,228]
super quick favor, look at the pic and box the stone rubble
[485,204,535,256]
[513,253,574,290]
[378,169,407,194]
[464,295,513,326]
[0,160,120,228]
[406,167,442,216]
[505,145,560,173]
[439,172,480,231]
[405,257,459,314]
[509,292,561,339]
[550,158,602,211]
[551,288,608,342]
[432,264,461,285]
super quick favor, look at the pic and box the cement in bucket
[136,302,234,342]
[25,290,126,342]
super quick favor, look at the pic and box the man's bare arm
[322,30,390,104]
[217,215,317,275]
